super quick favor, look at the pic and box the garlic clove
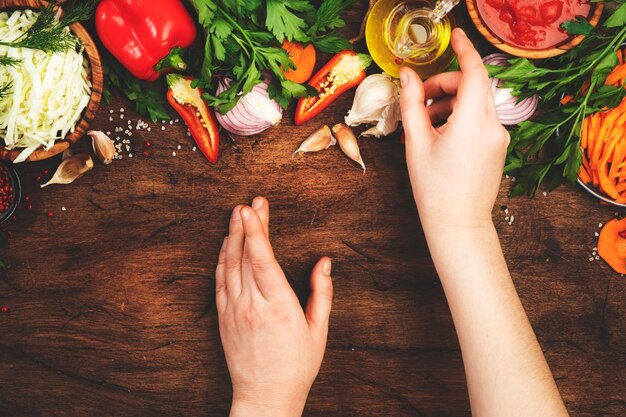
[41,154,94,188]
[292,125,336,158]
[332,123,366,172]
[88,130,116,165]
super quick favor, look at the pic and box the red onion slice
[483,53,538,126]
[214,76,284,136]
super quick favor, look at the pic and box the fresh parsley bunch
[190,0,355,113]
[487,1,626,197]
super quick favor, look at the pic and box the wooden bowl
[466,0,604,59]
[0,0,103,162]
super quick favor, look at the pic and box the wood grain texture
[0,3,625,417]
[0,0,103,162]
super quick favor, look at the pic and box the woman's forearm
[424,222,569,417]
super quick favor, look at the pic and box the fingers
[427,96,457,125]
[252,196,269,236]
[305,257,333,336]
[423,71,462,101]
[450,28,493,113]
[215,237,228,312]
[240,207,291,300]
[225,206,245,298]
[399,67,434,147]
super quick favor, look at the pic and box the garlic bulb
[88,130,115,164]
[41,154,94,188]
[345,73,401,138]
[293,126,336,158]
[332,124,365,172]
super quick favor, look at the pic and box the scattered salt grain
[595,232,600,237]
[161,126,165,131]
[109,117,113,121]
[169,120,173,125]
[175,119,180,123]
[120,108,125,113]
[120,114,125,119]
[542,192,547,196]
[147,128,152,132]
[106,131,111,135]
[172,151,177,157]
[599,223,603,228]
[192,146,197,152]
[109,109,114,114]
[177,145,181,150]
[595,256,600,260]
[589,257,594,262]
[128,153,133,158]
[61,207,66,212]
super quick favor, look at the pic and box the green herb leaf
[605,3,626,28]
[311,31,353,53]
[265,0,314,43]
[561,16,595,36]
[102,57,171,122]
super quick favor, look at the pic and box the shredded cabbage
[0,10,92,163]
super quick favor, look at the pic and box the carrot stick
[618,49,624,65]
[606,63,626,86]
[579,165,592,184]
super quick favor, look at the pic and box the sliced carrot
[281,41,317,84]
[618,49,624,65]
[561,95,574,106]
[606,63,626,86]
[579,164,592,184]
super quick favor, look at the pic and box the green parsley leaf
[561,16,595,36]
[311,31,353,53]
[265,0,314,43]
[605,3,626,28]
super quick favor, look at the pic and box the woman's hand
[400,28,510,231]
[216,197,333,417]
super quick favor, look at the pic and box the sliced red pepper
[166,75,220,164]
[294,51,372,126]
[96,0,197,81]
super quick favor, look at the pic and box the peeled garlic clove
[332,123,366,172]
[41,154,94,188]
[292,125,336,158]
[89,130,115,164]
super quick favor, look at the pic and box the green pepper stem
[155,47,188,73]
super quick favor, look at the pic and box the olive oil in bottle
[366,0,456,79]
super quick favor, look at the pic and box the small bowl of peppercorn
[0,162,21,224]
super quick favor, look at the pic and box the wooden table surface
[1,3,625,417]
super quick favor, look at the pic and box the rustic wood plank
[0,2,625,416]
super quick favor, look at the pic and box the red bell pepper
[166,75,220,164]
[96,0,197,82]
[294,51,372,125]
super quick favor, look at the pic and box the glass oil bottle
[365,0,457,79]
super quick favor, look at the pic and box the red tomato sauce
[477,0,591,50]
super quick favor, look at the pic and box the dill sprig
[0,56,22,67]
[0,81,13,100]
[0,0,97,53]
